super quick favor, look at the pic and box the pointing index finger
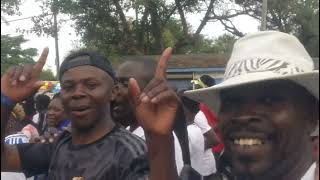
[155,47,172,78]
[33,47,49,77]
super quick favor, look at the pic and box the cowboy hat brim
[184,70,319,113]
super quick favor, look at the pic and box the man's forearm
[145,133,179,180]
[204,129,220,149]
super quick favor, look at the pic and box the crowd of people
[1,30,319,180]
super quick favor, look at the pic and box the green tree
[236,0,319,56]
[1,0,22,16]
[1,35,38,75]
[212,34,237,55]
[40,69,56,81]
[1,0,22,24]
[27,0,247,56]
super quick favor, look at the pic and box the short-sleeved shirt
[194,111,212,134]
[187,124,216,176]
[127,126,184,175]
[17,127,149,180]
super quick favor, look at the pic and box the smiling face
[111,61,155,126]
[60,65,114,131]
[218,80,318,179]
[46,97,66,127]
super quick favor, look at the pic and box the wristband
[1,92,16,109]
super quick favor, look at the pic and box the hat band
[224,58,305,81]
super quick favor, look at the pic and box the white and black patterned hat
[185,31,319,113]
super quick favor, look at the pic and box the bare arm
[204,128,220,149]
[1,48,49,172]
[145,133,178,180]
[1,105,22,171]
[129,48,179,180]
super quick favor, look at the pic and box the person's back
[180,95,217,179]
[33,94,51,134]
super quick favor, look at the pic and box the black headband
[59,52,115,80]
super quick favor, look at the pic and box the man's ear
[306,100,319,135]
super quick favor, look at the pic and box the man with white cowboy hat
[185,31,319,180]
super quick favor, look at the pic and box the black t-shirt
[17,127,149,180]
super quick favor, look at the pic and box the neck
[278,140,315,180]
[129,120,139,132]
[279,152,314,180]
[238,142,315,180]
[72,115,115,145]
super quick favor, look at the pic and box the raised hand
[129,47,179,136]
[1,48,49,102]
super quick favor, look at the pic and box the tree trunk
[146,0,164,52]
[175,0,189,36]
[112,0,139,54]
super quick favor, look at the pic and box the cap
[59,51,115,80]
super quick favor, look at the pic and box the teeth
[233,138,263,146]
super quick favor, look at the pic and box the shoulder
[110,127,147,158]
[195,111,206,121]
[187,125,204,143]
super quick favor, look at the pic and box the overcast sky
[1,0,260,75]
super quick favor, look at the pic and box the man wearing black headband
[1,48,180,180]
[1,48,149,180]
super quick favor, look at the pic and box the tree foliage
[1,34,56,79]
[25,0,244,56]
[236,0,319,56]
[1,0,22,16]
[1,35,37,75]
[40,69,56,81]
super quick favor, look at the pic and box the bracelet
[1,92,16,108]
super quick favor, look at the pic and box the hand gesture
[129,47,179,136]
[1,48,49,103]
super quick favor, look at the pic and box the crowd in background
[1,31,319,180]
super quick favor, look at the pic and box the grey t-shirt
[17,127,149,180]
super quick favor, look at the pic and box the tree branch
[112,0,140,54]
[175,0,188,36]
[195,0,215,35]
[219,18,244,37]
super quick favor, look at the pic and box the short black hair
[121,57,158,82]
[35,94,51,111]
[23,95,36,116]
[180,96,200,114]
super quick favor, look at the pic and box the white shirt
[187,124,217,176]
[126,126,184,175]
[301,162,316,180]
[32,113,40,124]
[194,111,212,134]
[130,126,145,140]
[1,172,34,180]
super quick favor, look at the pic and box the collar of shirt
[301,162,316,180]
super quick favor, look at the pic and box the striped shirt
[17,127,149,180]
